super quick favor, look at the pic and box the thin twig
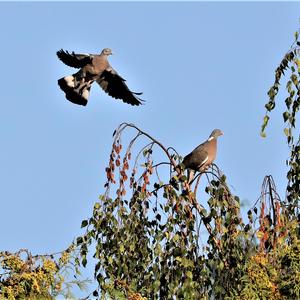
[150,183,171,195]
[193,174,202,196]
[119,123,177,167]
[152,162,171,168]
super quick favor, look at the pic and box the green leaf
[82,257,87,267]
[143,149,149,157]
[76,236,84,245]
[173,234,180,242]
[291,73,299,86]
[263,115,269,125]
[175,256,182,263]
[261,115,270,135]
[108,256,113,265]
[186,271,193,279]
[81,220,88,228]
[283,111,290,122]
[260,131,267,138]
[181,258,194,268]
[155,244,162,255]
[284,127,290,137]
[153,182,160,189]
[220,175,226,183]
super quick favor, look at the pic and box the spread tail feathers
[58,75,91,106]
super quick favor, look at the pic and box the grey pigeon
[182,129,223,182]
[57,48,143,106]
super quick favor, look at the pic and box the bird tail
[58,74,92,106]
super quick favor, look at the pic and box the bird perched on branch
[57,48,144,106]
[182,129,223,183]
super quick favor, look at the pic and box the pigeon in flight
[57,48,144,106]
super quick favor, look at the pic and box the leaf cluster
[0,246,84,300]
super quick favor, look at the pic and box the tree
[261,31,300,216]
[74,31,300,299]
[2,30,300,300]
[0,246,89,299]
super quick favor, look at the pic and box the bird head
[209,129,224,139]
[101,48,113,56]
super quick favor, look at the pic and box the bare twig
[117,123,177,167]
[193,174,202,196]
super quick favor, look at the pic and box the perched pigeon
[57,48,143,106]
[182,129,223,182]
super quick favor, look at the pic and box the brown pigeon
[57,48,144,106]
[182,129,223,182]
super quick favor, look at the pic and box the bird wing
[57,49,93,68]
[96,68,144,106]
[182,142,209,171]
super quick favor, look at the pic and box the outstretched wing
[96,69,144,106]
[57,49,93,68]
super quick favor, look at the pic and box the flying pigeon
[57,48,143,106]
[182,129,223,182]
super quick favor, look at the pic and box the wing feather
[96,69,144,106]
[56,49,93,68]
[182,143,209,171]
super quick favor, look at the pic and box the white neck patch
[207,136,215,141]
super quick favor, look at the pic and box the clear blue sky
[0,0,299,293]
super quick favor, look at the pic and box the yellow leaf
[173,234,179,242]
[186,271,193,279]
[175,256,182,262]
[284,127,290,137]
[260,131,267,138]
[256,231,264,239]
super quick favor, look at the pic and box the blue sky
[0,0,299,293]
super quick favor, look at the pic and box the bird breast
[84,56,109,75]
[206,138,217,165]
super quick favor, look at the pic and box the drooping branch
[114,123,178,168]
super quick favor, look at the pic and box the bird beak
[220,131,224,136]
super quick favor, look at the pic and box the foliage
[72,124,241,298]
[233,238,300,300]
[230,176,300,300]
[0,246,86,300]
[75,118,300,299]
[73,31,300,298]
[261,30,300,214]
[2,29,300,300]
